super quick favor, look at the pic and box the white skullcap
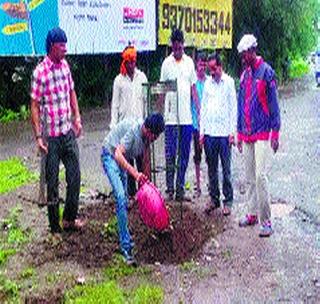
[237,34,258,53]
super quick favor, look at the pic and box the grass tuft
[65,280,125,304]
[0,273,19,303]
[0,248,17,266]
[102,216,118,238]
[133,284,164,304]
[0,157,36,194]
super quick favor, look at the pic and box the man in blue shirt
[191,51,208,198]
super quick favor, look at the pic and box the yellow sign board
[159,0,232,49]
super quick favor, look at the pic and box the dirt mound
[28,200,224,268]
[131,202,223,264]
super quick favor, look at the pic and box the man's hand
[229,135,235,147]
[136,172,148,186]
[73,119,82,137]
[271,138,279,153]
[237,140,243,153]
[37,138,48,154]
[199,134,205,147]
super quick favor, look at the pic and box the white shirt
[200,73,237,137]
[160,53,197,125]
[110,68,148,129]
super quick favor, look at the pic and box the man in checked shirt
[31,27,85,234]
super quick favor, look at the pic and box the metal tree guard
[143,79,184,220]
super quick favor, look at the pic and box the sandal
[222,206,231,216]
[204,202,220,215]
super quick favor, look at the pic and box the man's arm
[157,61,167,112]
[265,67,280,153]
[191,83,200,118]
[70,89,82,137]
[199,82,208,146]
[31,98,48,154]
[110,77,120,129]
[229,78,237,146]
[142,144,151,180]
[114,145,148,184]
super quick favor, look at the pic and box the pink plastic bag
[135,182,169,231]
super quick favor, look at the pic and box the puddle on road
[271,203,295,218]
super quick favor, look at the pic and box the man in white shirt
[110,45,148,197]
[158,29,199,201]
[200,52,237,216]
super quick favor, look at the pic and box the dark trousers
[127,155,143,197]
[165,125,193,195]
[204,136,233,207]
[46,130,80,232]
[192,129,202,165]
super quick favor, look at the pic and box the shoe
[165,189,174,201]
[239,214,258,227]
[50,226,63,234]
[193,188,201,199]
[63,218,86,231]
[259,222,273,237]
[222,206,231,216]
[204,201,220,215]
[122,249,137,267]
[48,232,63,244]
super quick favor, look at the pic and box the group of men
[30,27,280,265]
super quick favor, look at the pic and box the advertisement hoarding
[158,0,233,49]
[0,0,156,55]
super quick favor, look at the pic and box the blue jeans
[165,125,193,195]
[204,136,233,207]
[101,149,132,253]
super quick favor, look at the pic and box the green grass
[59,206,64,226]
[132,284,164,304]
[0,157,36,194]
[289,57,310,79]
[0,248,17,266]
[65,280,125,304]
[221,248,232,259]
[2,205,29,245]
[0,273,19,303]
[19,267,35,279]
[65,254,158,304]
[103,254,152,281]
[0,105,30,123]
[0,205,30,267]
[179,260,196,272]
[103,216,118,238]
[103,254,138,280]
[65,280,164,304]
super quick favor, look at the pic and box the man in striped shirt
[31,27,85,234]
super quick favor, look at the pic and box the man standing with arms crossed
[31,27,85,234]
[237,34,281,237]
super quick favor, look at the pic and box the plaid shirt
[31,56,75,137]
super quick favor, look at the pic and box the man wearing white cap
[236,34,281,237]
